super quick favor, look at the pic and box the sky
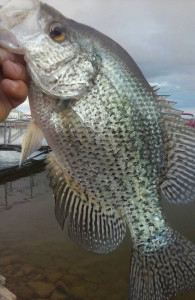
[2,0,194,115]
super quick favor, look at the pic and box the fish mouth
[0,28,25,55]
[0,0,40,55]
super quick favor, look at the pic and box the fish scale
[29,66,168,251]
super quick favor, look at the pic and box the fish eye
[50,23,66,42]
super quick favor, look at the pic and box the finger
[0,48,15,65]
[13,54,26,65]
[0,48,25,66]
[2,61,29,83]
[0,79,28,105]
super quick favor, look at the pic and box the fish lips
[0,27,25,54]
[0,0,41,54]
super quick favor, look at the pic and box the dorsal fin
[20,120,44,166]
[156,97,195,204]
[47,153,126,254]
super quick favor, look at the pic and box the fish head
[0,0,99,99]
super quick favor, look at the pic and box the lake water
[0,150,20,170]
[0,148,195,299]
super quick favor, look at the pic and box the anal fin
[47,153,126,254]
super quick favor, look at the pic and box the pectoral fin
[20,120,44,166]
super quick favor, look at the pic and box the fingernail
[13,63,23,74]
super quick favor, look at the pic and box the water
[0,151,20,170]
[0,161,195,299]
[0,172,130,300]
[0,150,47,170]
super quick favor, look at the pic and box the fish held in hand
[0,0,195,299]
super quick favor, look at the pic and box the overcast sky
[9,0,195,114]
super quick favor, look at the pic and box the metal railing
[0,119,30,145]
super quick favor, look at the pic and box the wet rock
[46,272,62,283]
[51,290,67,300]
[94,289,107,299]
[69,268,86,276]
[22,264,35,275]
[13,270,24,278]
[0,255,19,266]
[62,274,77,285]
[31,273,43,281]
[13,284,34,299]
[28,281,55,298]
[111,279,128,293]
[85,282,97,295]
[56,281,70,294]
[2,264,15,276]
[70,285,88,298]
[106,294,121,300]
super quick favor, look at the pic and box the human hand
[0,48,29,122]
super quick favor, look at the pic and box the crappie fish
[0,0,195,299]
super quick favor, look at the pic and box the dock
[0,144,49,152]
[0,118,48,151]
[0,119,29,145]
[0,157,47,185]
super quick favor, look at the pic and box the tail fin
[129,232,195,300]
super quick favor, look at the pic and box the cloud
[2,0,193,113]
[149,81,181,90]
[45,0,195,110]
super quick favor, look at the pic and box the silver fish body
[0,1,195,299]
[29,67,168,253]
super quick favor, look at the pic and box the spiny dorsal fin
[20,120,44,166]
[151,85,160,93]
[47,153,126,254]
[156,97,195,204]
